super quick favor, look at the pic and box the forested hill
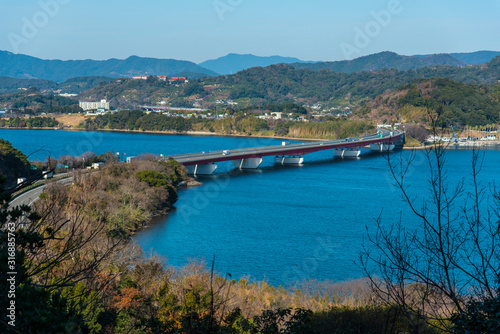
[0,87,82,114]
[0,76,114,94]
[199,51,500,75]
[78,56,500,110]
[439,51,500,65]
[0,77,58,94]
[356,77,500,127]
[0,139,30,184]
[200,55,500,102]
[290,51,467,73]
[79,66,427,109]
[199,53,310,75]
[0,51,217,82]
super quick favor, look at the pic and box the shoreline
[403,142,500,150]
[69,127,329,141]
[0,126,329,142]
[7,127,500,288]
[2,127,499,150]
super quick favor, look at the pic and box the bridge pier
[273,156,304,165]
[334,149,361,158]
[185,163,218,175]
[231,157,263,169]
[370,143,395,152]
[394,133,405,148]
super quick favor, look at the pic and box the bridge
[170,128,405,175]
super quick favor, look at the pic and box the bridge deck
[171,129,404,166]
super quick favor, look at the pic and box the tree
[0,139,30,185]
[0,180,124,332]
[452,287,500,333]
[183,82,205,97]
[404,124,428,143]
[361,143,500,331]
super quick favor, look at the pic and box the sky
[0,0,499,63]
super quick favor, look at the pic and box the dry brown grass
[54,114,93,127]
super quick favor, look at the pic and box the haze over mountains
[291,52,469,73]
[417,51,500,65]
[198,54,312,75]
[0,51,218,82]
[197,51,500,75]
[0,50,499,84]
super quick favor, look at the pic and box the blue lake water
[2,129,499,286]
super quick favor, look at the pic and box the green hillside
[0,87,82,114]
[356,77,500,127]
[0,51,217,82]
[0,139,30,183]
[0,76,114,94]
[77,56,500,111]
[291,51,466,72]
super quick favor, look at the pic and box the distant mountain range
[199,51,500,75]
[0,51,217,82]
[1,50,499,84]
[198,53,312,75]
[0,76,115,94]
[290,52,468,73]
[415,51,500,65]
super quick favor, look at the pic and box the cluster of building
[141,107,229,120]
[215,99,238,106]
[426,127,499,145]
[132,75,189,83]
[257,112,284,120]
[256,112,309,122]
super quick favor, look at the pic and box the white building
[92,162,105,169]
[271,112,283,120]
[79,99,110,111]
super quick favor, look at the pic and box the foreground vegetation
[2,129,500,333]
[0,139,31,183]
[0,144,439,333]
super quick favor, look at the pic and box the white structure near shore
[79,99,110,111]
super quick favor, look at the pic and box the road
[9,176,74,208]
